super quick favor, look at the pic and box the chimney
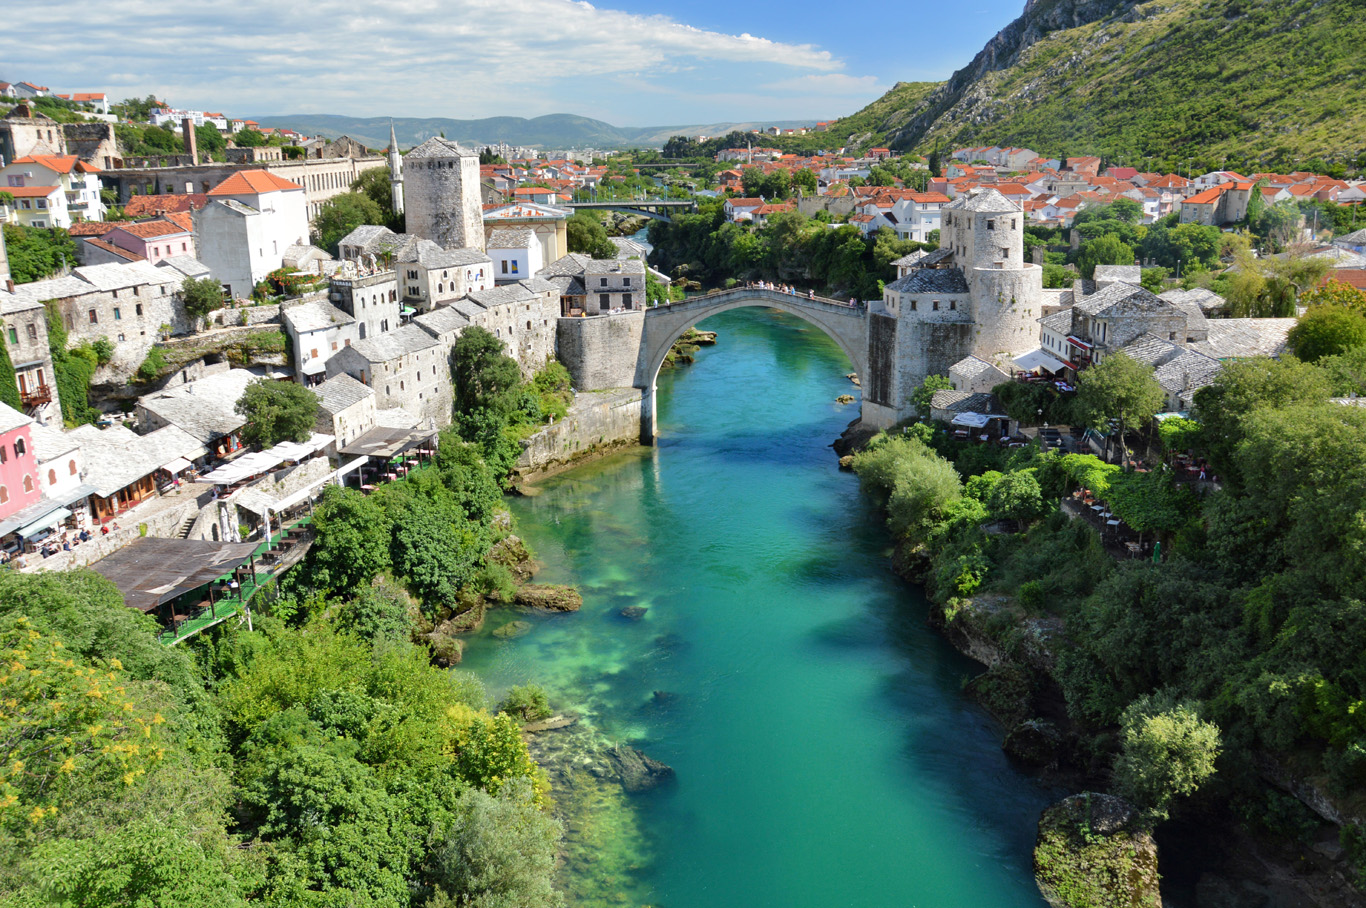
[182,117,198,165]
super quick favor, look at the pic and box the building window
[932,300,940,311]
[331,341,338,351]
[0,486,7,504]
[501,261,508,274]
[310,348,319,359]
[14,438,25,457]
[22,475,33,493]
[622,294,631,307]
[135,303,143,316]
[949,301,956,310]
[112,289,118,299]
[114,308,122,320]
[88,309,98,324]
[600,278,608,287]
[117,333,125,341]
[599,294,610,309]
[69,459,77,475]
[6,328,16,345]
[510,261,518,273]
[909,300,916,311]
[987,219,995,229]
[48,468,56,486]
[623,277,631,287]
[132,286,140,296]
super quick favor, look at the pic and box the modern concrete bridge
[637,287,871,441]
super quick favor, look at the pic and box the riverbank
[836,420,1365,908]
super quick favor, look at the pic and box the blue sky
[9,0,1026,126]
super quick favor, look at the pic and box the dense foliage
[2,225,78,284]
[647,199,929,298]
[853,352,1366,872]
[0,422,561,906]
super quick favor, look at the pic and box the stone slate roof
[584,258,646,276]
[1118,333,1184,368]
[469,284,536,308]
[284,299,355,335]
[0,402,33,434]
[350,323,440,363]
[449,300,487,320]
[313,374,374,416]
[1160,288,1227,315]
[945,187,1020,213]
[28,422,78,461]
[537,253,594,279]
[1093,265,1141,285]
[1334,228,1366,246]
[886,268,970,294]
[137,369,257,444]
[407,136,476,159]
[1154,350,1223,400]
[540,275,585,298]
[1073,282,1174,318]
[339,224,398,251]
[517,277,559,295]
[950,355,1003,378]
[68,424,206,498]
[891,250,928,267]
[916,247,954,267]
[1189,318,1296,359]
[413,305,470,338]
[488,227,535,249]
[929,390,1004,414]
[156,255,211,279]
[1039,309,1074,334]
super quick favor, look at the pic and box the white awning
[951,412,991,428]
[1013,349,1068,374]
[162,457,193,475]
[302,357,327,375]
[18,508,71,538]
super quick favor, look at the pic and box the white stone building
[324,324,453,426]
[283,298,358,385]
[194,170,309,300]
[0,153,105,227]
[487,227,542,284]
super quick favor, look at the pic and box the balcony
[20,384,52,408]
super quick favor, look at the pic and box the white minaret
[388,121,404,215]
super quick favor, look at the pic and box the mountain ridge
[247,113,823,151]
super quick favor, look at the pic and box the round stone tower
[403,136,484,251]
[948,188,1042,359]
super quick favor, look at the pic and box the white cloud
[7,0,876,122]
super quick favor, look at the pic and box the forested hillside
[833,0,1366,171]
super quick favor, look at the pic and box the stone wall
[467,288,559,377]
[970,264,1043,359]
[895,319,976,417]
[63,123,117,169]
[515,388,643,479]
[556,313,644,391]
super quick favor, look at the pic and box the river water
[459,307,1055,907]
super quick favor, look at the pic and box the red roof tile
[208,170,302,195]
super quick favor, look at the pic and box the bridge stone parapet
[636,288,882,442]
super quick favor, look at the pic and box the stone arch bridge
[557,286,909,443]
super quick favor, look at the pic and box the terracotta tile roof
[1326,270,1366,291]
[72,93,105,101]
[11,154,99,174]
[111,219,189,239]
[164,211,194,232]
[84,237,145,262]
[123,193,208,217]
[69,221,122,236]
[726,198,764,207]
[1184,183,1232,205]
[208,170,302,195]
[2,185,60,198]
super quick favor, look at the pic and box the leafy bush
[1114,694,1221,822]
[500,684,553,723]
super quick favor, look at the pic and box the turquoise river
[460,307,1057,907]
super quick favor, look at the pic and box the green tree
[792,168,818,194]
[1114,695,1221,822]
[1076,233,1135,279]
[388,494,486,613]
[0,329,22,411]
[987,470,1049,529]
[500,684,552,723]
[912,374,953,416]
[1298,279,1366,311]
[195,123,226,161]
[759,170,792,200]
[1287,304,1366,363]
[565,212,616,259]
[351,166,401,229]
[313,191,384,256]
[2,224,77,283]
[233,128,268,147]
[309,486,393,594]
[180,275,225,323]
[740,167,764,197]
[1074,353,1165,466]
[234,378,320,448]
[453,326,523,418]
[428,779,564,908]
[1139,267,1168,293]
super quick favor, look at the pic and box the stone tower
[945,188,1042,360]
[388,121,404,216]
[403,136,483,251]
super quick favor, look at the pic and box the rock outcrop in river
[1034,793,1160,908]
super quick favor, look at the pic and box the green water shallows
[460,308,1055,907]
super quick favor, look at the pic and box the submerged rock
[838,454,855,471]
[446,602,486,634]
[603,743,676,792]
[492,620,533,639]
[1034,793,1159,908]
[523,714,579,733]
[427,623,465,666]
[515,583,583,611]
[1004,719,1062,767]
[835,394,855,404]
[619,606,648,620]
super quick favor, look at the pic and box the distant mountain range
[247,114,821,151]
[829,0,1362,167]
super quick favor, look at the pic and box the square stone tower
[403,137,483,251]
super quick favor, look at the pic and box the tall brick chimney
[182,117,198,165]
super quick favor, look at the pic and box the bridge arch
[636,288,869,442]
